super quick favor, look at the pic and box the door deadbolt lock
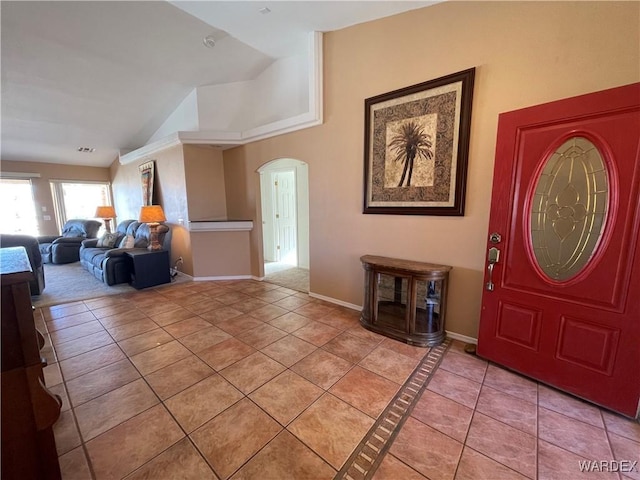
[489,232,502,244]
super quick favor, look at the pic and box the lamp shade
[95,206,116,219]
[139,205,166,223]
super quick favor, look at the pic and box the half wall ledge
[189,222,253,278]
[189,220,253,232]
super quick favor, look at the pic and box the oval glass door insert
[530,136,609,282]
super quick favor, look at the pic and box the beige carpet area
[264,262,309,292]
[32,262,187,308]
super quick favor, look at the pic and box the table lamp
[139,205,166,251]
[94,206,116,233]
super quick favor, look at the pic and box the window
[0,178,40,235]
[50,181,112,231]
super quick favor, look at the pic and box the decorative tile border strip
[335,338,451,480]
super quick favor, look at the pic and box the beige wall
[190,231,252,278]
[222,1,640,338]
[0,160,111,236]
[184,145,227,221]
[109,145,231,277]
[110,145,192,273]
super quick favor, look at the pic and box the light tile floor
[36,279,640,480]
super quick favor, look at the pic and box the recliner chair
[38,219,101,264]
[0,234,46,295]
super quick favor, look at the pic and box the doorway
[477,83,640,417]
[258,159,309,292]
[271,169,297,265]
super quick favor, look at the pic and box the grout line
[49,282,640,480]
[335,339,451,480]
[50,279,351,479]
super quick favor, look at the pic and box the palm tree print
[389,120,434,187]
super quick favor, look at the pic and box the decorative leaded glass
[530,136,609,281]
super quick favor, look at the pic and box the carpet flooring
[32,262,187,308]
[264,263,309,292]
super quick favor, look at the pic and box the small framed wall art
[139,160,155,206]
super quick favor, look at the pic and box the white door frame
[258,158,309,275]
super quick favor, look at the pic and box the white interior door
[273,170,297,264]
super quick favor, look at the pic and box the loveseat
[0,234,45,295]
[79,220,169,286]
[38,219,101,264]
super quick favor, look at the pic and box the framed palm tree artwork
[363,68,475,215]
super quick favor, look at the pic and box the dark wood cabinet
[1,247,62,480]
[360,255,452,347]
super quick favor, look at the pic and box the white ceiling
[1,1,434,168]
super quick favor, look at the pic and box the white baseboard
[193,274,253,281]
[307,291,479,344]
[178,274,480,344]
[175,272,261,282]
[308,291,362,311]
[446,331,478,344]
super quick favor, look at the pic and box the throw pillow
[118,234,135,249]
[97,232,118,248]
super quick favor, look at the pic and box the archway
[257,158,309,292]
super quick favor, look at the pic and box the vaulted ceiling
[1,1,434,168]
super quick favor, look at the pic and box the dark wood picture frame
[139,160,155,206]
[363,68,475,216]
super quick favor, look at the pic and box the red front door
[477,83,640,417]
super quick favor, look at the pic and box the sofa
[0,234,46,295]
[38,219,101,264]
[79,220,170,286]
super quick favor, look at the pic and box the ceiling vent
[77,147,95,153]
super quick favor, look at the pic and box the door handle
[486,246,500,291]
